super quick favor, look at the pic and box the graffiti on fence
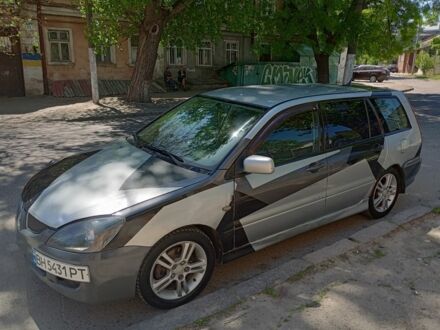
[261,64,315,84]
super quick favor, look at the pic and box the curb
[127,205,431,330]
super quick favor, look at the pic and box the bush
[415,51,435,75]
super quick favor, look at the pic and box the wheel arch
[388,164,405,193]
[162,224,224,262]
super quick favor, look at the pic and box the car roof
[201,84,371,108]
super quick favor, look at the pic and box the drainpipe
[36,0,49,95]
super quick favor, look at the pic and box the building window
[225,40,239,64]
[129,36,138,65]
[168,39,185,65]
[48,29,72,62]
[197,41,213,66]
[96,46,115,64]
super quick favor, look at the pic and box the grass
[415,74,440,80]
[432,207,440,214]
[372,248,386,258]
[288,265,316,283]
[193,317,210,327]
[262,286,279,298]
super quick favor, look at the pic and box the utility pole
[85,0,99,104]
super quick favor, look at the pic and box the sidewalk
[185,212,440,329]
[355,78,414,92]
[0,89,205,122]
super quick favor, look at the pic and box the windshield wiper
[141,143,184,165]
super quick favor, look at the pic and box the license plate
[32,250,90,283]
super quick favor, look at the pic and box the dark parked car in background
[387,64,398,73]
[352,65,389,82]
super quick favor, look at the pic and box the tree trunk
[342,43,357,85]
[315,53,330,83]
[342,0,366,85]
[127,2,166,102]
[86,0,99,103]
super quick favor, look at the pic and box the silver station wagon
[17,84,422,309]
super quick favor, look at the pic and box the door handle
[307,161,325,173]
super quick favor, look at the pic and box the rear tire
[369,75,377,83]
[367,168,400,219]
[136,227,215,309]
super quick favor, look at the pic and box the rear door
[320,98,384,215]
[232,104,330,251]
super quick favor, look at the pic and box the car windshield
[136,96,264,170]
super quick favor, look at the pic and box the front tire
[369,75,377,82]
[137,227,215,309]
[368,169,400,219]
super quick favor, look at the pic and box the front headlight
[47,216,125,253]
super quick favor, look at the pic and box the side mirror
[243,155,275,174]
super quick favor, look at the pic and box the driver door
[232,104,329,251]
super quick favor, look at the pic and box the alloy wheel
[372,173,398,213]
[149,241,207,300]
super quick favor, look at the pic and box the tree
[416,50,434,74]
[80,0,265,102]
[357,0,421,63]
[264,0,421,83]
[431,36,440,55]
[0,0,20,31]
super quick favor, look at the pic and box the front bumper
[17,225,150,304]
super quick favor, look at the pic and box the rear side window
[256,110,320,166]
[371,97,411,133]
[366,102,382,137]
[321,100,370,149]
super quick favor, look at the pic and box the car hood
[27,140,208,228]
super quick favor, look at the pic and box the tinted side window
[321,100,369,149]
[256,110,319,166]
[371,97,411,133]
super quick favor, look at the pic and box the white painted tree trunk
[342,53,356,85]
[88,47,99,104]
[86,0,99,104]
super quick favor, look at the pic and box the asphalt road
[0,77,438,329]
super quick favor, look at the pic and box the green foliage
[266,0,360,57]
[357,0,421,62]
[0,0,26,37]
[78,0,146,48]
[432,37,440,55]
[262,286,280,298]
[421,0,440,24]
[416,50,435,74]
[79,0,267,50]
[164,1,270,49]
[262,0,421,65]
